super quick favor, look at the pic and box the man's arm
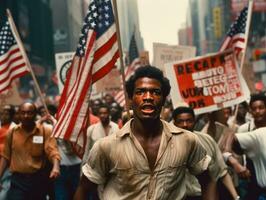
[196,170,217,200]
[232,136,244,155]
[74,174,99,200]
[221,172,239,199]
[0,157,8,190]
[49,158,60,178]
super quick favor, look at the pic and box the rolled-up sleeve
[236,131,258,158]
[82,140,109,185]
[44,125,60,162]
[187,134,211,175]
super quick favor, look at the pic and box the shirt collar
[116,119,183,138]
[17,122,41,134]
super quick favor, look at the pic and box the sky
[137,0,189,61]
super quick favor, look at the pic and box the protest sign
[153,43,196,72]
[165,49,250,114]
[55,52,75,93]
[0,83,23,107]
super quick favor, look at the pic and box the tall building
[116,0,144,53]
[50,0,85,53]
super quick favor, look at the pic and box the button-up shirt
[83,119,209,200]
[1,123,60,173]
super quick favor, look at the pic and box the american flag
[52,0,119,156]
[114,32,140,107]
[0,21,28,93]
[219,5,250,56]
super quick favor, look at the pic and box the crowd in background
[1,89,266,200]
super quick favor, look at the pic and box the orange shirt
[1,123,60,173]
[0,124,11,155]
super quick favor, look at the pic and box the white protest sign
[165,50,250,114]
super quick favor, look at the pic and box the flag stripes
[0,21,28,93]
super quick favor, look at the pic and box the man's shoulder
[237,121,254,132]
[163,121,197,141]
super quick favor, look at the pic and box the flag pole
[240,0,253,72]
[6,9,49,113]
[112,0,131,119]
[232,0,254,121]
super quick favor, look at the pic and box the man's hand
[49,166,60,179]
[49,159,60,179]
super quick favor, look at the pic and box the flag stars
[93,12,98,18]
[91,4,96,11]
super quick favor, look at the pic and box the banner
[165,50,250,114]
[55,52,75,93]
[0,83,23,107]
[153,43,196,72]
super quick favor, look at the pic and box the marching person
[0,105,16,199]
[172,106,239,200]
[74,65,211,200]
[0,102,60,200]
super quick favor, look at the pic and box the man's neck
[22,122,36,133]
[101,120,110,128]
[132,118,162,139]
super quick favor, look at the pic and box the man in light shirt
[74,66,211,200]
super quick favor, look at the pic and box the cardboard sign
[55,52,75,93]
[153,43,196,71]
[165,50,250,114]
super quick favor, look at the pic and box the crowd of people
[0,65,266,200]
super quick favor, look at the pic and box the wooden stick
[240,0,254,72]
[232,1,254,123]
[6,9,49,114]
[112,0,131,119]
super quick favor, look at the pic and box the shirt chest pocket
[162,164,186,192]
[113,168,144,193]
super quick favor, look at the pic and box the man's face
[174,113,195,132]
[131,77,164,121]
[98,107,110,124]
[0,108,12,125]
[250,100,266,123]
[19,103,36,126]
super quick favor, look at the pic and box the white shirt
[236,127,266,188]
[83,121,119,164]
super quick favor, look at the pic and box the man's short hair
[98,104,110,113]
[249,93,266,107]
[172,106,195,120]
[125,65,171,99]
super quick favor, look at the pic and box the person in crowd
[225,94,266,200]
[227,102,250,130]
[83,104,119,164]
[90,99,102,116]
[160,99,173,122]
[223,107,233,126]
[230,127,266,200]
[0,105,16,199]
[0,102,60,200]
[172,106,239,200]
[201,109,232,143]
[238,93,266,132]
[39,105,82,200]
[103,93,115,106]
[12,106,20,124]
[74,65,210,200]
[109,102,123,128]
